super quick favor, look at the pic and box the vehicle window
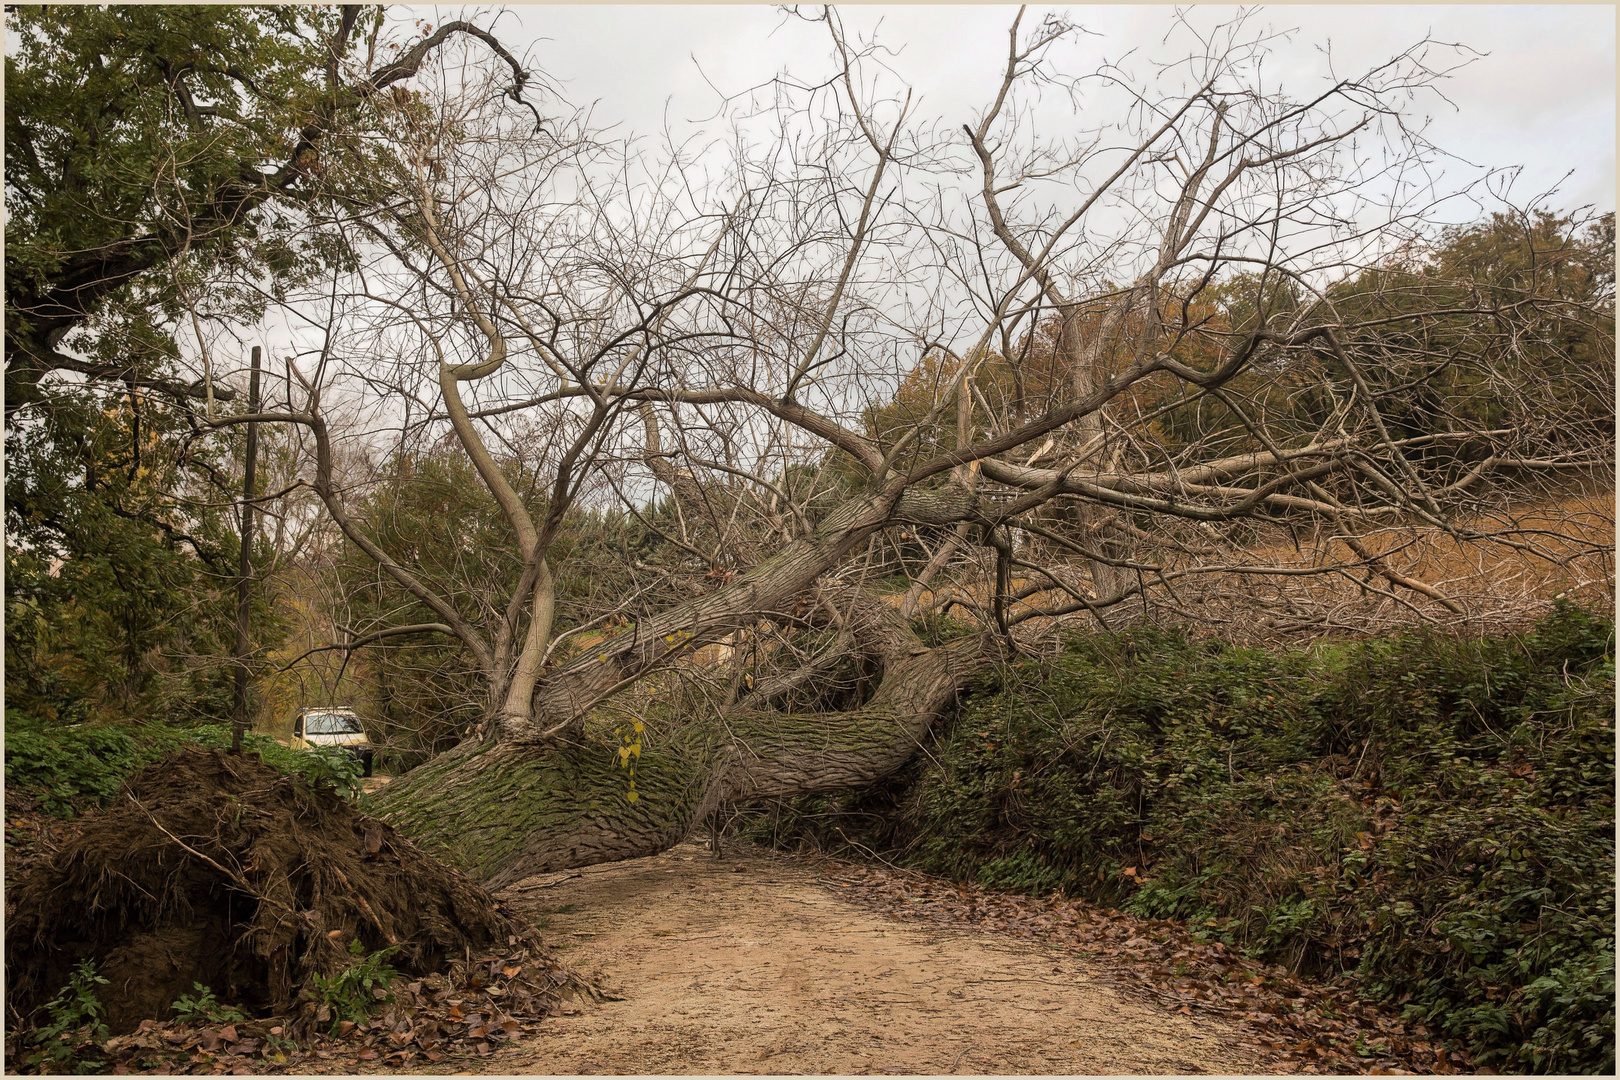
[303,713,363,735]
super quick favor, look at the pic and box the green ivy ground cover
[749,604,1615,1074]
[4,711,366,814]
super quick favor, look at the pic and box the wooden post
[232,346,262,753]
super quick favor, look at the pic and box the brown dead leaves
[830,862,1482,1076]
[94,945,590,1075]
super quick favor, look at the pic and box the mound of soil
[6,746,537,1036]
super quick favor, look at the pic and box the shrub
[5,713,366,815]
[23,960,110,1074]
[312,940,400,1031]
[750,604,1615,1073]
[170,983,247,1027]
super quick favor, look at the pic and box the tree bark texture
[517,483,981,739]
[231,347,262,753]
[373,632,991,889]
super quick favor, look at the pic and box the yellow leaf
[626,790,639,802]
[633,721,645,733]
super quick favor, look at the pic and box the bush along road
[750,604,1616,1075]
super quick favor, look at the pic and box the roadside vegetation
[4,710,366,816]
[749,604,1615,1074]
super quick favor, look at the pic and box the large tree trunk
[372,632,991,889]
[513,483,979,741]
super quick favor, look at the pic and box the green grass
[748,603,1615,1074]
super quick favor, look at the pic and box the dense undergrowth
[4,711,366,815]
[745,604,1615,1074]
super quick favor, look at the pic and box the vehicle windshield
[303,712,363,735]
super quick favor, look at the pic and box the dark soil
[5,746,540,1037]
[3,787,84,887]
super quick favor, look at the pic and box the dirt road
[476,842,1269,1075]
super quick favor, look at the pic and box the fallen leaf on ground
[826,859,1475,1076]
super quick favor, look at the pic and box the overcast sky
[469,4,1614,218]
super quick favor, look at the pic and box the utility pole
[232,346,262,753]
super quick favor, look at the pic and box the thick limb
[374,633,991,888]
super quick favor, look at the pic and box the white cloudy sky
[463,3,1614,217]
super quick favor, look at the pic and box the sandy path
[474,842,1269,1075]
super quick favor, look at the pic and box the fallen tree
[183,9,1610,886]
[380,599,993,887]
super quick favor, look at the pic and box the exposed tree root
[5,748,566,1036]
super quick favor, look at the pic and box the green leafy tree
[6,4,529,411]
[320,448,687,758]
[4,5,531,729]
[1320,210,1615,470]
[4,387,250,725]
[8,4,339,410]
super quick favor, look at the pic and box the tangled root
[6,746,536,1035]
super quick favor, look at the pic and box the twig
[125,792,297,918]
[329,865,399,944]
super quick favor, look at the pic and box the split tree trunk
[512,483,980,741]
[373,482,991,887]
[373,632,991,889]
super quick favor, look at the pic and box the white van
[291,706,375,777]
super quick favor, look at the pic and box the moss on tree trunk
[374,635,989,888]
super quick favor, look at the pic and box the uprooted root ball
[5,745,560,1035]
